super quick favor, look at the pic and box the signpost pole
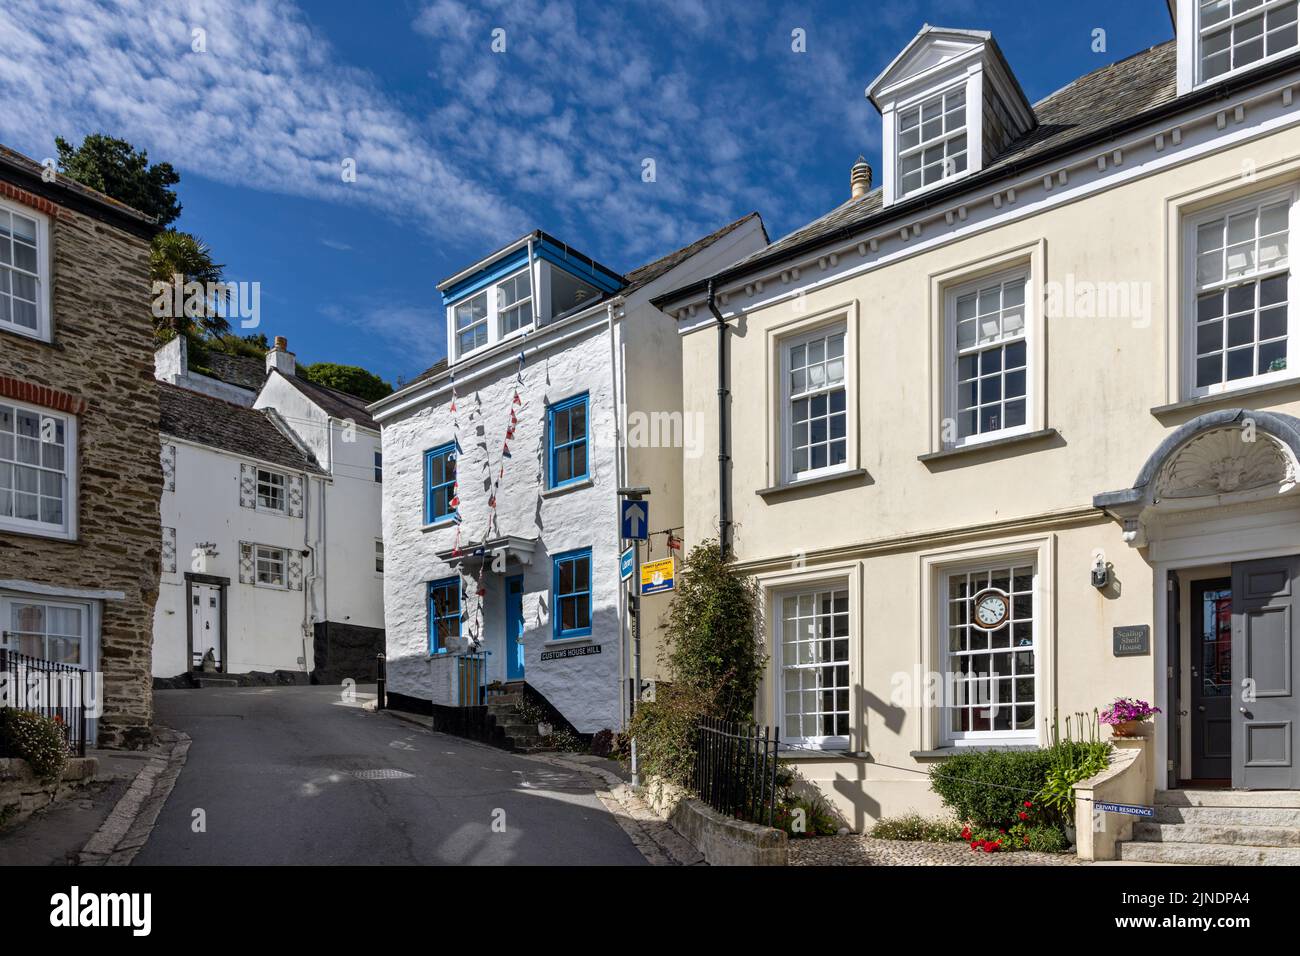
[619,486,651,789]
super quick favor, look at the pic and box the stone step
[1156,789,1300,809]
[194,677,239,688]
[1118,840,1300,865]
[486,694,524,708]
[1154,805,1300,827]
[1133,821,1300,848]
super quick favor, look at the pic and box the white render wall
[381,312,624,733]
[153,439,319,677]
[255,371,385,631]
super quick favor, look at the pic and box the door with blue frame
[506,575,525,681]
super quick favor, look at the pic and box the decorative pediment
[1156,428,1297,500]
[868,30,988,102]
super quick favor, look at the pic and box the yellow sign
[640,557,675,595]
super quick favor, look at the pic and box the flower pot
[1110,720,1141,737]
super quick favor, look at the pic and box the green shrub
[0,709,69,784]
[775,792,840,838]
[624,684,715,786]
[872,814,964,842]
[929,748,1056,829]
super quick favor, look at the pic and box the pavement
[130,684,647,865]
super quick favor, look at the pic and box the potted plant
[1099,697,1159,737]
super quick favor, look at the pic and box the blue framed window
[424,443,457,523]
[552,547,592,639]
[547,393,589,488]
[427,577,461,654]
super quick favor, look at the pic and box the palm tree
[150,229,230,340]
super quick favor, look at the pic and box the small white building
[370,217,766,733]
[152,336,385,682]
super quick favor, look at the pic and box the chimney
[851,156,873,199]
[267,335,296,377]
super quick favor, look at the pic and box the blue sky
[1,0,1173,386]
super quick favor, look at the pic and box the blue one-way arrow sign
[621,499,648,540]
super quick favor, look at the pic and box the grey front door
[1231,557,1300,790]
[1191,579,1232,780]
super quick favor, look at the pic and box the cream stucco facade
[662,35,1300,829]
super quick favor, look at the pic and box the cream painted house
[656,6,1300,838]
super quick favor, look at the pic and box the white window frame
[1195,0,1300,87]
[375,538,384,576]
[373,449,383,483]
[254,545,288,589]
[895,81,970,201]
[0,594,91,667]
[255,467,288,514]
[0,400,77,540]
[775,584,852,751]
[780,322,850,484]
[449,264,539,362]
[944,267,1034,448]
[940,557,1039,746]
[496,266,534,338]
[0,197,51,342]
[1182,184,1297,399]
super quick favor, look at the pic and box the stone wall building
[0,145,161,746]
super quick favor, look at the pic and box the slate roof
[0,144,161,239]
[157,381,324,474]
[404,213,765,391]
[202,351,267,392]
[285,372,380,431]
[656,37,1300,306]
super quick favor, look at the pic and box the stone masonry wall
[0,176,161,746]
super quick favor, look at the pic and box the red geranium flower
[1019,811,1028,820]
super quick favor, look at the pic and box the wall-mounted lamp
[1091,552,1110,589]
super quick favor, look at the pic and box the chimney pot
[851,157,873,199]
[274,335,288,351]
[266,336,296,377]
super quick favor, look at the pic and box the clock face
[972,589,1010,630]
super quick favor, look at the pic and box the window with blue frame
[552,548,592,639]
[547,393,588,488]
[427,577,461,654]
[424,443,457,523]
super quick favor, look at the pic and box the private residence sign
[1112,625,1150,657]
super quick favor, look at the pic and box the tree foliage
[660,539,766,722]
[300,362,394,403]
[55,133,181,225]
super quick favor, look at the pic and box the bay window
[944,562,1037,742]
[1186,187,1294,396]
[778,588,850,747]
[0,401,75,538]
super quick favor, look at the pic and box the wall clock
[971,588,1010,630]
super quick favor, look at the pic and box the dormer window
[497,269,533,336]
[898,85,968,198]
[867,27,1034,208]
[455,291,488,354]
[440,232,624,364]
[1199,0,1297,82]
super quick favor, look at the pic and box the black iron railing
[0,648,88,757]
[692,716,780,827]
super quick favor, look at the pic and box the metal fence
[692,716,780,828]
[456,651,489,707]
[0,648,89,757]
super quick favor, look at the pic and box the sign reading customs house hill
[1112,625,1150,657]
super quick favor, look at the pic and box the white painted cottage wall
[153,439,318,677]
[382,311,623,732]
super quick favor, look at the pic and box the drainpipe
[606,297,628,727]
[706,280,731,559]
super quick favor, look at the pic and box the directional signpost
[619,488,650,786]
[620,498,648,540]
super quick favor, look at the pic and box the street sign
[620,546,635,582]
[620,498,649,540]
[641,557,675,595]
[1094,801,1155,817]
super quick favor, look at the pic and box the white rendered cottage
[370,216,766,733]
[152,336,385,682]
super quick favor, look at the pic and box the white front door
[191,584,222,668]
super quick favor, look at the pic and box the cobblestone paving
[789,834,1086,866]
